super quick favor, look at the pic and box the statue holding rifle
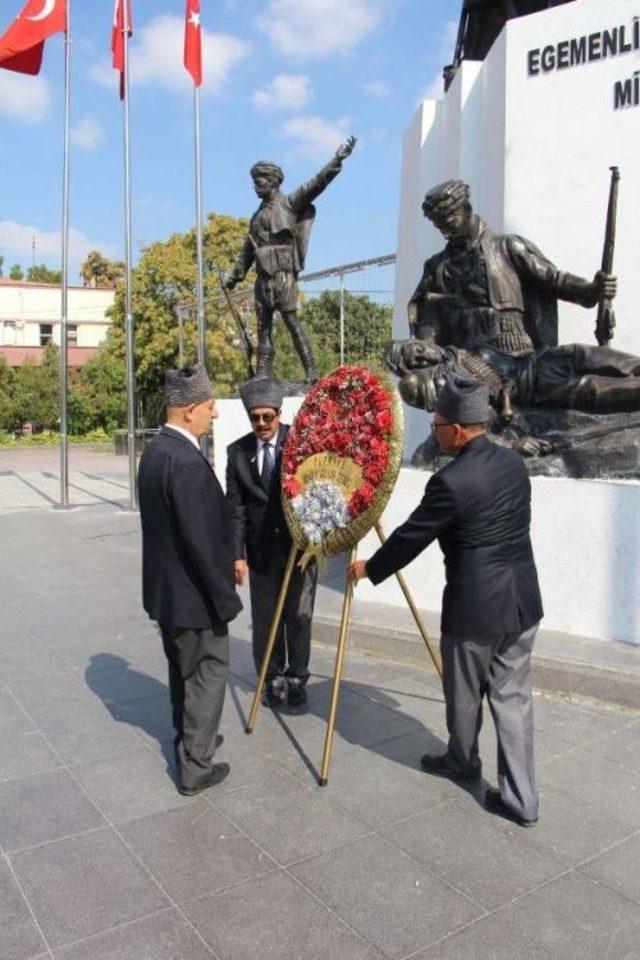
[226,137,357,384]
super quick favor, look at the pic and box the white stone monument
[363,0,640,645]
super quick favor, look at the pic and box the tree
[108,213,257,421]
[9,264,24,280]
[80,250,125,288]
[27,264,62,284]
[0,356,16,430]
[299,290,393,372]
[73,338,126,434]
[0,255,4,277]
[10,343,60,430]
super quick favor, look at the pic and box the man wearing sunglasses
[349,376,543,828]
[226,378,318,709]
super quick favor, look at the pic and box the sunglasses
[249,411,278,424]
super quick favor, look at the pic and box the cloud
[0,221,118,273]
[0,71,50,123]
[71,118,105,151]
[259,0,382,59]
[91,14,249,96]
[253,74,312,112]
[362,80,390,98]
[279,115,351,159]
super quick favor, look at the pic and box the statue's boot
[255,344,274,379]
[572,375,640,414]
[285,316,318,384]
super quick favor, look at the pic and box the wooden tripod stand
[245,521,442,786]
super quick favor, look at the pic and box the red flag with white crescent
[111,0,133,100]
[184,0,202,87]
[0,0,67,75]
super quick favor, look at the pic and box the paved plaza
[1,447,639,959]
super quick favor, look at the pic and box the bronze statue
[226,137,357,383]
[387,178,640,474]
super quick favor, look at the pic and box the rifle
[595,166,620,346]
[214,265,256,379]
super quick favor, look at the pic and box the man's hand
[335,135,357,162]
[348,559,369,583]
[515,436,554,458]
[593,271,617,301]
[234,559,248,586]
[225,275,238,291]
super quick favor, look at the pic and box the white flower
[292,481,349,543]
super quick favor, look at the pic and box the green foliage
[9,343,60,431]
[9,264,24,280]
[27,264,62,284]
[72,339,127,434]
[0,255,4,277]
[299,291,393,372]
[0,356,16,430]
[80,251,125,288]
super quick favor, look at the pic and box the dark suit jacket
[225,424,291,573]
[138,426,242,629]
[367,435,543,637]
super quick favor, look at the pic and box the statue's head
[422,180,473,241]
[250,161,284,198]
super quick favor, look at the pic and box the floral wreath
[281,365,404,565]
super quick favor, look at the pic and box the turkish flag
[0,0,67,76]
[111,0,133,100]
[184,0,202,87]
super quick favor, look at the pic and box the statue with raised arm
[226,136,357,383]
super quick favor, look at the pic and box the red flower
[349,482,376,517]
[283,477,301,499]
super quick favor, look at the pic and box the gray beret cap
[164,365,213,407]
[239,377,284,412]
[435,375,490,425]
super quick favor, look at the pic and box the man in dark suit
[350,376,543,827]
[138,366,242,796]
[226,378,318,710]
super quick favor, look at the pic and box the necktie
[261,442,275,488]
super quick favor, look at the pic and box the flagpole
[123,9,137,510]
[194,84,205,369]
[59,0,71,508]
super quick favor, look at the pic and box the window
[39,324,53,346]
[1,321,16,345]
[67,324,78,345]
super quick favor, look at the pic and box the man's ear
[184,403,196,423]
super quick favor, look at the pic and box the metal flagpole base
[53,503,77,511]
[374,521,443,678]
[245,545,298,734]
[318,545,357,786]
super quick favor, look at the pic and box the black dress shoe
[287,684,308,709]
[179,762,230,796]
[262,680,286,708]
[420,753,481,782]
[484,788,538,827]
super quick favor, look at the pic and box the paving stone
[538,748,640,826]
[0,769,104,852]
[83,657,170,707]
[302,679,424,747]
[72,747,193,824]
[0,726,61,783]
[304,739,446,829]
[114,696,175,752]
[382,799,568,910]
[26,699,147,767]
[121,800,276,903]
[532,693,632,744]
[579,833,640,906]
[0,857,47,960]
[412,913,546,958]
[582,719,640,774]
[213,768,369,865]
[53,908,213,959]
[495,870,640,958]
[527,783,639,865]
[184,869,380,960]
[10,828,169,949]
[0,646,71,687]
[290,834,483,958]
[374,731,476,806]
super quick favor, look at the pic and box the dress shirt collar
[164,423,200,450]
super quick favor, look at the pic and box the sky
[0,0,458,284]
